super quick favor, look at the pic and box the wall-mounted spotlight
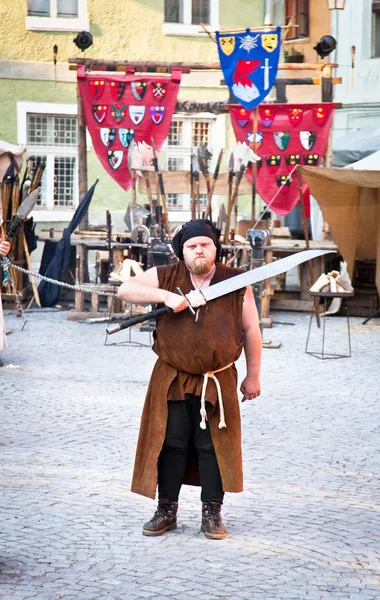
[313,35,337,58]
[73,31,93,52]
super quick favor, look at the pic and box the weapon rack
[0,158,44,310]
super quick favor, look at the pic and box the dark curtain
[38,180,98,307]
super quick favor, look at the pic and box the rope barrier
[0,257,117,298]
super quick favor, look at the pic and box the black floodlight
[314,35,337,58]
[73,31,93,51]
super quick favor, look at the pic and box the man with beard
[0,236,11,366]
[118,219,261,539]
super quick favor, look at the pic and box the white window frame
[166,113,225,215]
[162,0,219,36]
[17,101,78,222]
[26,0,89,32]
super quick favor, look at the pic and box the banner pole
[251,105,259,221]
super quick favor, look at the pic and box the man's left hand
[240,375,261,402]
[0,239,11,258]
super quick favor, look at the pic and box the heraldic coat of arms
[216,27,281,111]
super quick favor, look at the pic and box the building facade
[332,0,380,137]
[0,0,264,229]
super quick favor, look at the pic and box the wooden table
[263,238,339,315]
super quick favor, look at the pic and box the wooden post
[68,58,338,72]
[77,83,88,230]
[22,233,41,307]
[76,79,89,289]
[75,243,85,312]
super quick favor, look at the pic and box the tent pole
[297,167,321,328]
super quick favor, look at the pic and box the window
[26,0,88,31]
[166,117,215,211]
[285,0,309,39]
[17,103,78,216]
[163,0,219,36]
[372,1,380,57]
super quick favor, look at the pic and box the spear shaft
[151,138,170,234]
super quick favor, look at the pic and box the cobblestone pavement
[0,308,379,600]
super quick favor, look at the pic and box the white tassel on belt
[199,362,233,430]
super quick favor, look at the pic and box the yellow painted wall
[0,1,263,63]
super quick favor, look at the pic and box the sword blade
[197,249,335,303]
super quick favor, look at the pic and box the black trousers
[158,395,224,503]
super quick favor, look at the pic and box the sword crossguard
[176,287,196,315]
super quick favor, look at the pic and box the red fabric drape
[229,103,335,218]
[77,67,181,191]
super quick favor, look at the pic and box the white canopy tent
[300,165,380,295]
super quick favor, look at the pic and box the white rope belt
[200,362,233,430]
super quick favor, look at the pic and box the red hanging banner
[229,103,335,217]
[77,67,182,191]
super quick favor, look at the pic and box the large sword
[107,249,335,334]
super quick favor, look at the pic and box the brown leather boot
[201,501,226,539]
[142,500,178,536]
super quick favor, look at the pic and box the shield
[150,106,166,125]
[92,105,108,124]
[151,82,167,101]
[265,154,281,174]
[118,128,135,148]
[219,36,235,56]
[303,153,319,166]
[276,174,291,194]
[110,81,126,101]
[89,80,105,100]
[285,154,300,171]
[236,107,249,127]
[288,107,303,127]
[129,105,146,125]
[274,131,290,151]
[259,106,275,127]
[131,81,147,102]
[110,104,127,123]
[108,150,123,170]
[247,131,263,150]
[261,34,278,53]
[300,131,317,150]
[100,128,116,148]
[313,107,328,126]
[216,27,281,111]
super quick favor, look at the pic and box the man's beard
[186,257,212,275]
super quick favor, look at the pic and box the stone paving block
[1,310,379,600]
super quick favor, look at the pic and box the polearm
[151,138,171,234]
[230,159,247,232]
[198,143,213,220]
[190,154,196,220]
[191,153,201,218]
[209,148,223,201]
[224,152,235,242]
[106,209,113,277]
[128,139,138,204]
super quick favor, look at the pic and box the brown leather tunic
[131,261,246,499]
